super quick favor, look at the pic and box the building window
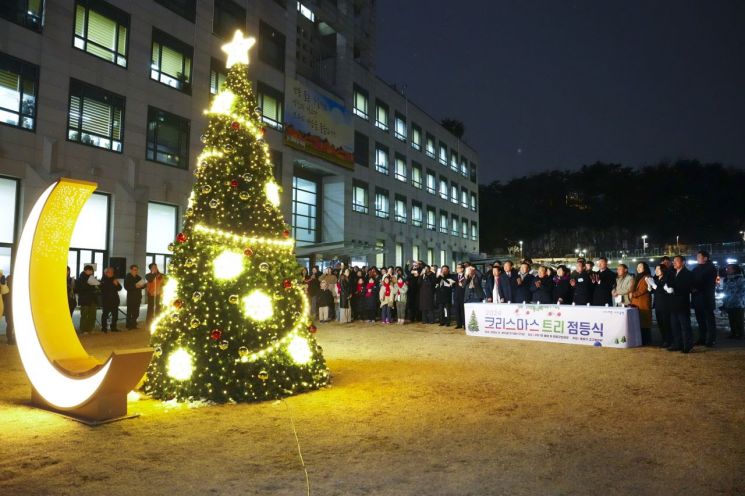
[439,211,448,234]
[395,242,404,267]
[411,124,422,151]
[69,192,110,279]
[0,176,20,275]
[146,106,190,168]
[470,192,477,211]
[471,221,478,241]
[394,195,407,223]
[374,143,388,175]
[0,53,38,131]
[461,187,469,208]
[292,175,319,245]
[150,29,193,93]
[213,0,246,39]
[439,143,448,165]
[353,85,368,119]
[451,183,459,204]
[352,180,368,214]
[427,248,434,265]
[270,150,283,181]
[439,177,448,199]
[461,219,469,239]
[470,163,478,183]
[375,188,389,219]
[412,201,423,228]
[74,0,129,67]
[394,154,407,182]
[354,131,369,166]
[257,82,283,130]
[450,150,459,171]
[297,1,315,21]
[426,207,436,231]
[375,240,385,267]
[451,215,460,237]
[67,78,124,152]
[259,21,285,72]
[412,244,420,262]
[426,170,436,195]
[411,162,423,189]
[460,157,469,177]
[209,57,227,95]
[375,99,388,131]
[425,134,436,159]
[146,202,178,273]
[155,0,196,22]
[1,0,44,31]
[394,112,406,141]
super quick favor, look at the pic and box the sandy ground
[1,320,744,496]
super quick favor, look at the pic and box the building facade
[0,0,479,279]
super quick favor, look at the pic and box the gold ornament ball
[209,199,220,209]
[201,184,212,194]
[219,340,229,350]
[239,191,250,201]
[154,346,163,357]
[259,262,270,272]
[238,346,248,357]
[167,243,174,252]
[228,294,239,304]
[192,291,202,302]
[189,318,200,329]
[258,370,269,381]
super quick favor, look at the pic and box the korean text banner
[285,77,354,169]
[464,303,642,348]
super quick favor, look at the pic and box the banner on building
[464,303,642,348]
[285,77,354,169]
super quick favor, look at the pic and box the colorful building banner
[464,303,642,348]
[285,77,354,169]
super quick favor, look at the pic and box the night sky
[375,0,745,183]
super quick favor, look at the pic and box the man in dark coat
[464,266,484,303]
[418,265,437,323]
[513,262,533,303]
[100,266,121,332]
[502,260,519,303]
[406,261,421,322]
[691,250,718,346]
[591,257,616,306]
[436,265,456,326]
[530,266,554,304]
[570,258,593,305]
[484,265,512,303]
[668,255,694,353]
[452,263,467,329]
[124,264,144,329]
[76,265,99,333]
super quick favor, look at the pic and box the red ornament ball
[283,229,290,238]
[173,299,184,309]
[283,279,292,289]
[210,329,222,340]
[308,324,318,334]
[230,179,239,188]
[244,247,254,257]
[231,121,240,130]
[176,232,187,243]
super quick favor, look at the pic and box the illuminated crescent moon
[12,178,151,418]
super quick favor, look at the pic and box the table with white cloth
[464,302,642,348]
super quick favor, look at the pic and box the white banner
[464,303,642,348]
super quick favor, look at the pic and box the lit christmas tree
[144,31,329,403]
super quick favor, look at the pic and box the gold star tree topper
[222,30,256,68]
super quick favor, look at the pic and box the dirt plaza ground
[1,321,744,496]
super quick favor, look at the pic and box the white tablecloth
[464,302,642,348]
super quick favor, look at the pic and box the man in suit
[124,264,144,329]
[570,258,593,305]
[452,263,466,329]
[100,266,121,332]
[668,255,695,353]
[691,250,718,347]
[502,260,518,303]
[435,265,456,326]
[591,257,616,306]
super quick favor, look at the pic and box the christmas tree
[144,31,329,403]
[467,310,479,333]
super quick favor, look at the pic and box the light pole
[676,235,679,253]
[519,240,523,259]
[641,235,648,255]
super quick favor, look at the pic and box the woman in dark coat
[363,277,378,322]
[651,264,672,347]
[338,269,352,323]
[418,266,437,323]
[553,265,572,304]
[352,277,365,321]
[530,266,555,304]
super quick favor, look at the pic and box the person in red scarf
[364,277,378,322]
[379,275,395,324]
[352,277,365,321]
[395,275,408,324]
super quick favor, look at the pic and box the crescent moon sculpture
[12,178,152,422]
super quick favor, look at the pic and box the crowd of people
[2,250,744,353]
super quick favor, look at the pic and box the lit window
[352,181,368,214]
[440,211,448,234]
[150,29,193,93]
[412,244,420,262]
[471,221,478,241]
[258,82,284,130]
[451,215,459,236]
[375,189,389,219]
[67,78,124,152]
[394,155,407,182]
[411,163,422,189]
[427,248,434,265]
[376,240,385,267]
[460,157,469,177]
[0,53,38,131]
[1,0,44,31]
[209,58,227,95]
[411,124,421,151]
[426,171,436,195]
[297,1,315,21]
[425,134,436,159]
[147,202,178,256]
[375,144,388,175]
[439,143,448,165]
[461,187,468,208]
[426,207,436,231]
[74,0,129,67]
[375,100,388,131]
[450,150,458,171]
[394,113,406,141]
[451,183,459,204]
[353,85,368,119]
[412,202,423,228]
[394,196,407,223]
[461,219,469,239]
[146,107,190,168]
[439,177,448,199]
[470,192,477,211]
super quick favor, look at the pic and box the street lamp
[641,235,648,255]
[519,240,523,259]
[676,235,679,253]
